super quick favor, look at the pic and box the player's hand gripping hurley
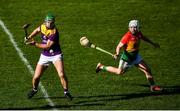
[22,23,35,45]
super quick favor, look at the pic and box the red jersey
[120,31,144,52]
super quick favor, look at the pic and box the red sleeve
[120,32,130,44]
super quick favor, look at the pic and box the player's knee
[116,69,124,75]
[58,72,65,78]
[33,75,40,81]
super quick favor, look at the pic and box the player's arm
[113,42,124,59]
[27,26,40,39]
[24,26,41,44]
[113,34,127,59]
[34,40,54,50]
[142,36,160,48]
[115,42,124,56]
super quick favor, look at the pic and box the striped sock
[102,66,107,71]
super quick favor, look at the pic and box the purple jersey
[40,24,62,56]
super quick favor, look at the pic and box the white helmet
[128,20,140,30]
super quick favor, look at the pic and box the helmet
[44,13,55,22]
[128,20,140,30]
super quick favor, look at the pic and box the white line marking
[0,19,57,110]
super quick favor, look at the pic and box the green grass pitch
[0,0,179,110]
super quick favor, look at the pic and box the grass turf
[0,0,179,110]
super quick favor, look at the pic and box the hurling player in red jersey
[24,13,72,100]
[96,20,162,92]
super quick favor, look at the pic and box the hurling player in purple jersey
[24,13,72,100]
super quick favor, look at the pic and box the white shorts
[38,54,63,66]
[118,54,142,70]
